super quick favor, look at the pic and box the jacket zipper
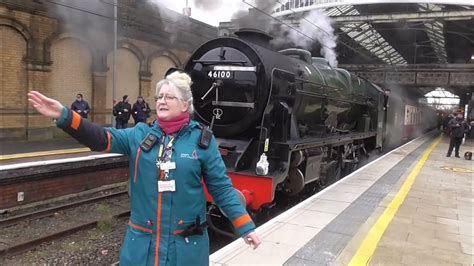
[153,129,189,266]
[155,192,163,266]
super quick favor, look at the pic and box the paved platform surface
[339,135,473,266]
[0,137,97,166]
[0,137,83,155]
[210,133,473,265]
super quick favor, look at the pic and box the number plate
[207,70,234,79]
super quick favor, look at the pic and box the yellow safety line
[349,135,442,266]
[0,148,91,161]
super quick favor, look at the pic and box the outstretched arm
[28,91,131,155]
[28,91,63,119]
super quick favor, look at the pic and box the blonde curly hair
[155,71,194,114]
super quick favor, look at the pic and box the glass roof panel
[418,4,447,63]
[324,6,408,64]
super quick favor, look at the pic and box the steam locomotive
[183,29,436,212]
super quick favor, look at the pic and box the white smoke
[46,0,113,51]
[273,10,338,67]
[193,0,223,10]
[146,0,185,44]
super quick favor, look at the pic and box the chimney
[183,7,191,16]
[183,0,191,17]
[234,28,273,49]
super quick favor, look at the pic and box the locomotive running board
[288,132,377,150]
[212,101,255,108]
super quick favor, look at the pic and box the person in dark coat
[132,96,151,125]
[71,93,90,119]
[446,113,469,158]
[113,95,132,129]
[27,70,261,266]
[443,114,453,134]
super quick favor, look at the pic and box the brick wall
[0,26,27,132]
[0,167,129,209]
[105,49,140,110]
[150,56,177,98]
[49,38,93,109]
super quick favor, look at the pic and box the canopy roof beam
[330,10,474,24]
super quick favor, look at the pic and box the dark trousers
[447,137,463,156]
[116,119,129,129]
[134,119,146,125]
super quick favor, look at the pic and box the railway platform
[0,137,95,165]
[0,137,127,211]
[210,133,473,265]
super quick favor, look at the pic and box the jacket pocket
[119,226,152,265]
[175,231,209,266]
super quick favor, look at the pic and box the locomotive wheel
[284,168,305,196]
[324,165,341,185]
[342,161,358,176]
[290,150,304,167]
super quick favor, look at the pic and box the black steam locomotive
[184,29,436,211]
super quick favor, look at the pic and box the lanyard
[157,135,175,180]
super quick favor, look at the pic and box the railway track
[0,210,130,258]
[0,189,130,259]
[0,190,128,228]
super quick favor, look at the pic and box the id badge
[158,180,176,192]
[160,161,176,170]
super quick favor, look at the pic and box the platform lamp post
[111,0,117,127]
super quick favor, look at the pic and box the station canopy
[268,0,473,97]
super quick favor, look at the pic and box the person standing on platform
[437,113,444,131]
[114,95,132,129]
[27,71,261,265]
[443,114,453,134]
[446,112,469,158]
[71,93,90,119]
[132,96,151,125]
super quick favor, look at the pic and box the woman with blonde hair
[28,71,260,265]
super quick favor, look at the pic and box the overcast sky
[152,0,250,26]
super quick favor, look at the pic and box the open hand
[243,231,261,250]
[28,91,64,119]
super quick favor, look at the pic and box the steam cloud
[272,10,338,67]
[46,0,113,51]
[230,6,338,67]
[146,0,182,44]
[192,0,223,10]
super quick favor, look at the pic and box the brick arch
[117,40,146,71]
[0,17,34,54]
[147,49,182,72]
[105,48,141,109]
[49,37,93,110]
[43,32,96,64]
[0,19,30,137]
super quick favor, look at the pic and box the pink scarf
[158,112,190,135]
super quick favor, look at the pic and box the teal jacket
[56,108,255,265]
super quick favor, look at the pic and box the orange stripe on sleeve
[71,111,81,130]
[232,214,252,229]
[105,131,112,152]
